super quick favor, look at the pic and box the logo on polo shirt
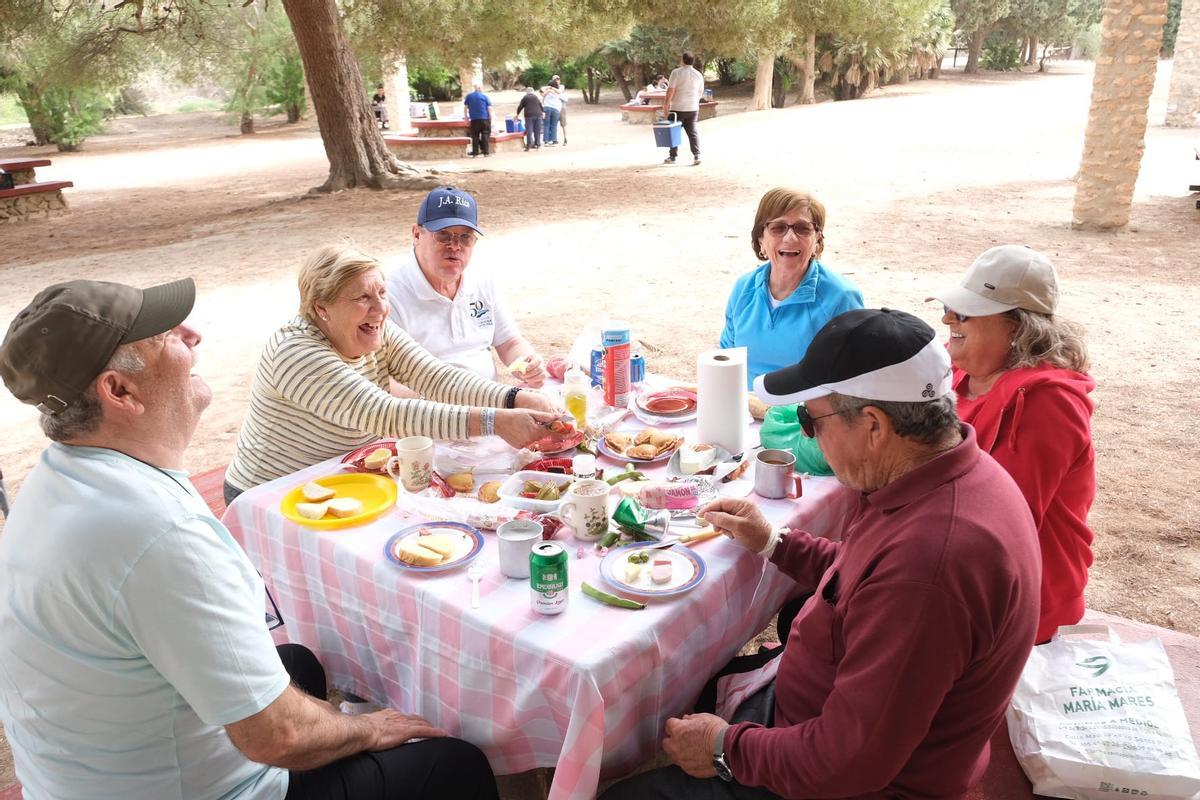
[469,300,493,328]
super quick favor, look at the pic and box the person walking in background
[663,52,705,166]
[516,87,544,150]
[463,83,492,157]
[541,83,563,146]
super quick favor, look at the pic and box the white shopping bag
[1007,624,1200,800]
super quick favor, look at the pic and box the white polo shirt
[386,250,518,380]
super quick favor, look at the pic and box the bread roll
[396,540,443,567]
[628,443,658,460]
[326,497,364,518]
[302,481,336,502]
[363,447,391,471]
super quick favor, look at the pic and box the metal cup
[754,449,803,500]
[498,519,543,579]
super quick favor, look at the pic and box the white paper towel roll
[696,347,748,454]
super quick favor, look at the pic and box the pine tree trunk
[1028,37,1039,66]
[1072,0,1169,228]
[241,111,255,134]
[287,104,301,123]
[1165,0,1200,125]
[280,0,433,192]
[16,84,53,145]
[801,33,816,104]
[964,28,986,73]
[752,50,774,111]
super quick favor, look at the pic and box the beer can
[589,345,605,388]
[530,541,568,615]
[601,322,632,408]
[630,353,645,385]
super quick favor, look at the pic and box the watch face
[713,753,734,782]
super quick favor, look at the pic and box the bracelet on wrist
[504,387,521,409]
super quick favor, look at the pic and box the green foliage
[950,0,1012,39]
[519,62,555,89]
[41,85,113,151]
[264,52,307,119]
[0,93,29,125]
[408,64,458,101]
[1161,0,1182,57]
[1074,21,1101,59]
[174,97,224,113]
[980,34,1022,69]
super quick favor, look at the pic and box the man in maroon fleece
[601,308,1041,800]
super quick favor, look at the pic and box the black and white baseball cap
[754,308,953,405]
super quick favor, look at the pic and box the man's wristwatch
[712,725,733,782]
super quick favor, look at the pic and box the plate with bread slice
[341,440,398,473]
[385,522,484,573]
[280,473,397,529]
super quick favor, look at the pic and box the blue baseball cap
[416,186,483,235]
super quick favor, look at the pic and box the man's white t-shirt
[0,444,291,800]
[667,65,705,112]
[386,251,519,380]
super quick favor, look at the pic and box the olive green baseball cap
[0,278,195,414]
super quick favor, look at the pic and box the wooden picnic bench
[619,100,720,125]
[0,157,73,223]
[384,118,525,160]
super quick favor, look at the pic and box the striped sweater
[226,317,509,490]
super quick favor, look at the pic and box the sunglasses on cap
[942,305,969,323]
[796,404,840,438]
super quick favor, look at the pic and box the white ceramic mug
[754,448,803,500]
[558,478,611,542]
[498,519,543,579]
[386,435,434,492]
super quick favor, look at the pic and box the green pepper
[605,468,647,486]
[598,529,621,549]
[582,582,646,610]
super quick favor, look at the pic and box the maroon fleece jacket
[725,425,1040,799]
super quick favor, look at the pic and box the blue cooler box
[505,116,516,133]
[516,119,525,132]
[653,118,682,148]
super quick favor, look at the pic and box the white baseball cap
[928,245,1059,317]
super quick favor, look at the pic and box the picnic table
[0,157,73,223]
[383,116,525,160]
[222,388,857,800]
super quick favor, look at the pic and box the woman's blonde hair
[1006,309,1090,373]
[751,188,826,262]
[297,242,381,324]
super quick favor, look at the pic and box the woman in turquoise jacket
[720,187,864,386]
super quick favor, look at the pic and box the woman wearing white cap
[931,244,1095,643]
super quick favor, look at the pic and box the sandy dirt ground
[1,61,1197,793]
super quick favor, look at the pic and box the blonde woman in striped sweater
[224,243,559,504]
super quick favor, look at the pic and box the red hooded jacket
[954,364,1096,642]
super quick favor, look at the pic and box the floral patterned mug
[558,478,611,542]
[386,436,434,492]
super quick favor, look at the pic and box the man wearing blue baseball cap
[386,186,547,386]
[602,308,1041,800]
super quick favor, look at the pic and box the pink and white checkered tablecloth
[223,432,857,800]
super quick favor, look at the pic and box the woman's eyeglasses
[796,404,840,438]
[764,221,818,238]
[432,230,478,247]
[942,305,970,323]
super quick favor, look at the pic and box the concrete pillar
[1071,0,1169,230]
[383,54,411,133]
[1166,0,1200,127]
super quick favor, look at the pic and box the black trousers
[468,118,491,155]
[223,480,243,508]
[668,110,700,159]
[278,644,500,800]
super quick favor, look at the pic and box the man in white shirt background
[663,52,705,166]
[387,186,547,387]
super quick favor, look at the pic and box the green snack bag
[760,404,834,476]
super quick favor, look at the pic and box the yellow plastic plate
[280,473,397,530]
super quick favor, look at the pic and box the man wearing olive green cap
[0,278,499,800]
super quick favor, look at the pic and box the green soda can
[530,542,568,615]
